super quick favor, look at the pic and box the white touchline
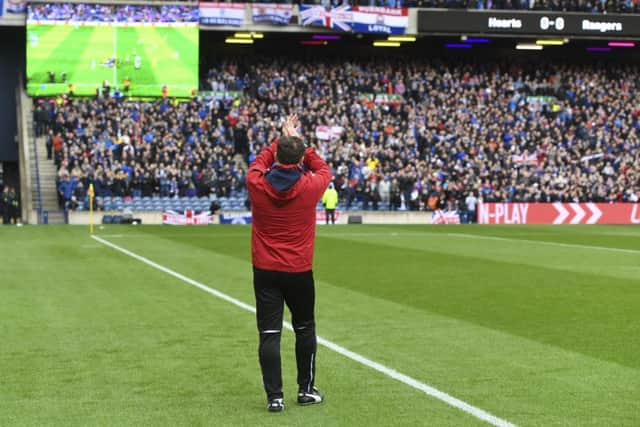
[321,231,640,254]
[447,233,640,255]
[91,235,516,427]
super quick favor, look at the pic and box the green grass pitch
[26,24,198,98]
[2,225,640,426]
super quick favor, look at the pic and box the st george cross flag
[163,209,213,225]
[511,153,537,166]
[299,4,353,32]
[315,126,344,141]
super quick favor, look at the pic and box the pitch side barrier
[418,9,640,38]
[67,210,437,225]
[478,202,640,224]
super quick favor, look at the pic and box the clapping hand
[282,113,301,138]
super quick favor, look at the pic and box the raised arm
[304,146,332,198]
[247,141,277,188]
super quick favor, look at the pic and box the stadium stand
[34,58,640,213]
[28,3,198,23]
[225,0,639,13]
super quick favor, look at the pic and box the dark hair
[276,136,305,165]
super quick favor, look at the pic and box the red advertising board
[478,203,640,225]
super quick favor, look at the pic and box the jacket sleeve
[303,147,332,199]
[247,141,277,190]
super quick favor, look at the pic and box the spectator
[465,191,478,223]
[34,57,640,212]
[28,3,198,23]
[1,186,8,224]
[322,183,339,224]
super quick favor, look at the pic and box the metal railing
[30,121,44,224]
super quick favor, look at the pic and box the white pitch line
[319,231,640,254]
[91,234,516,427]
[446,233,640,255]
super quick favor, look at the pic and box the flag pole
[89,183,95,235]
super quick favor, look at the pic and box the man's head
[276,136,305,165]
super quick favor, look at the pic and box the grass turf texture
[2,225,639,426]
[26,24,198,98]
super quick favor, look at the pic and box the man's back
[247,118,328,412]
[247,140,331,273]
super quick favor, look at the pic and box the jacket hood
[264,164,304,203]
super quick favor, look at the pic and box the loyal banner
[199,2,244,27]
[418,10,640,37]
[352,6,408,35]
[252,4,293,25]
[300,4,407,34]
[478,203,640,225]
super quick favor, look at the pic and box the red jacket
[247,141,331,272]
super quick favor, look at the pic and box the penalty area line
[91,234,516,427]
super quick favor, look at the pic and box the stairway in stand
[29,125,65,224]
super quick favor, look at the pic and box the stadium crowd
[242,0,638,13]
[35,58,640,212]
[28,3,198,23]
[25,0,640,14]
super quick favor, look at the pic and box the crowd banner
[299,4,408,34]
[199,2,245,27]
[431,210,461,224]
[581,153,605,162]
[315,125,344,140]
[252,4,293,26]
[512,153,537,166]
[418,10,640,37]
[6,0,25,13]
[478,203,640,225]
[199,90,242,100]
[163,209,214,225]
[219,213,252,224]
[352,6,408,35]
[299,4,353,32]
[1,0,26,25]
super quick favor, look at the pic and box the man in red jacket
[247,114,331,412]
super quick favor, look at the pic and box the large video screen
[26,3,199,98]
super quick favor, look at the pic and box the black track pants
[253,267,317,400]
